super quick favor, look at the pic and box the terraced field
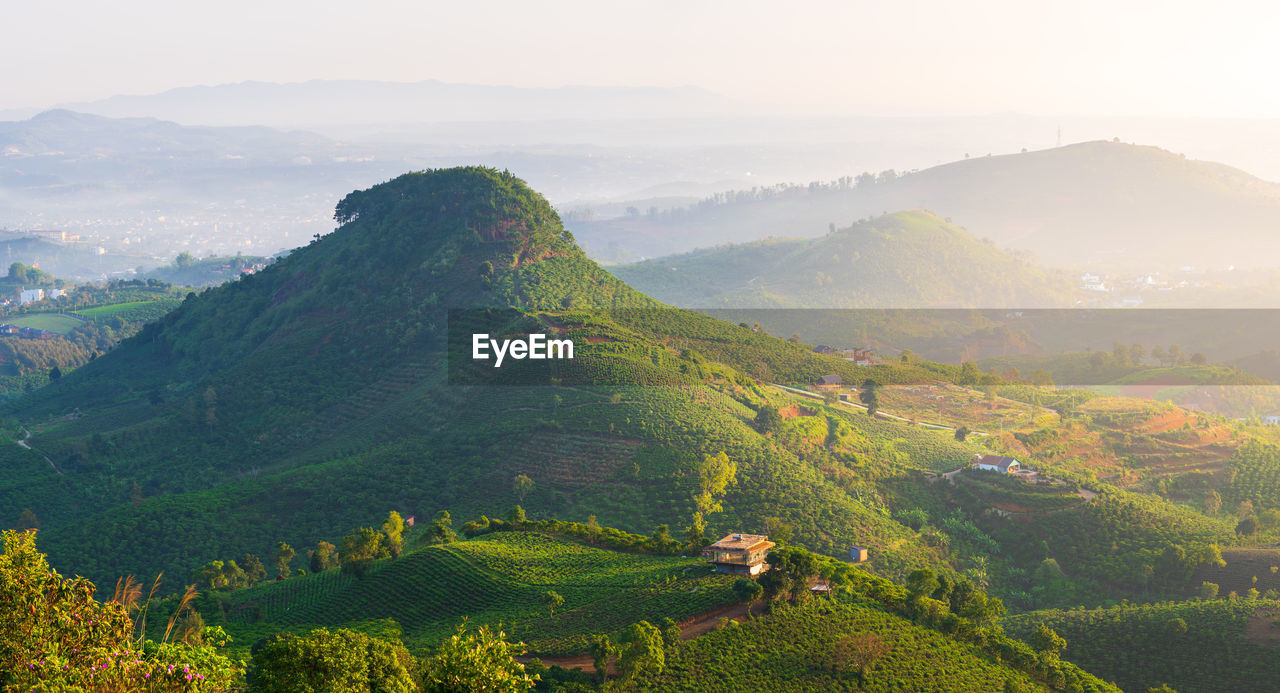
[218,531,736,655]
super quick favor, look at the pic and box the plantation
[210,531,736,656]
[1007,599,1280,693]
[634,600,1105,693]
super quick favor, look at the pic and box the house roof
[976,454,1020,471]
[708,533,775,553]
[816,374,843,385]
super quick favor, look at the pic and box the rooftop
[708,533,775,552]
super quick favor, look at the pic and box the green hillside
[0,168,968,593]
[610,211,1077,308]
[636,600,1082,693]
[1006,599,1280,693]
[205,531,736,656]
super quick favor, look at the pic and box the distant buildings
[815,374,843,387]
[973,454,1021,474]
[18,289,43,305]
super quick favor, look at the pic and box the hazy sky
[5,0,1279,117]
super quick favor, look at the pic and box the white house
[973,454,1021,474]
[18,288,43,305]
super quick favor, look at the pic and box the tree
[695,451,737,517]
[1030,623,1066,658]
[340,528,385,576]
[754,404,783,434]
[15,508,39,531]
[616,621,664,683]
[508,505,526,527]
[859,379,879,417]
[834,633,890,681]
[544,590,564,617]
[252,627,416,693]
[954,426,971,442]
[1190,352,1208,365]
[243,553,268,585]
[684,512,707,550]
[1113,340,1132,367]
[732,578,763,604]
[1204,490,1222,515]
[275,541,296,579]
[382,510,406,557]
[907,568,941,601]
[311,541,336,573]
[1236,515,1259,537]
[419,621,539,692]
[589,635,612,686]
[174,251,195,268]
[763,516,795,545]
[513,474,534,504]
[49,366,61,380]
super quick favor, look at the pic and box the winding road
[16,426,62,475]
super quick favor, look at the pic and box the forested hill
[571,141,1280,271]
[0,167,969,592]
[609,210,1078,308]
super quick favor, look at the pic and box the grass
[4,313,84,334]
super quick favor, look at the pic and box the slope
[573,141,1280,271]
[610,210,1077,308]
[1,167,958,592]
[1006,599,1280,693]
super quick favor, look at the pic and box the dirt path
[16,426,62,475]
[527,601,766,673]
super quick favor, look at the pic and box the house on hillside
[18,288,43,305]
[1264,415,1280,426]
[815,374,843,388]
[849,545,869,563]
[703,533,775,576]
[973,454,1021,474]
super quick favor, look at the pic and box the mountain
[609,210,1078,308]
[20,80,738,128]
[570,141,1280,272]
[4,167,967,590]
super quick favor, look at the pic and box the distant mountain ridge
[571,141,1280,271]
[609,210,1078,308]
[4,79,738,128]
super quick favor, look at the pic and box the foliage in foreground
[0,529,241,691]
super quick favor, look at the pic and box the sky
[5,0,1280,117]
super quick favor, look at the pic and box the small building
[815,374,843,388]
[1264,415,1280,426]
[18,288,43,305]
[838,393,850,402]
[809,577,832,595]
[973,454,1021,474]
[703,533,775,576]
[849,545,869,563]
